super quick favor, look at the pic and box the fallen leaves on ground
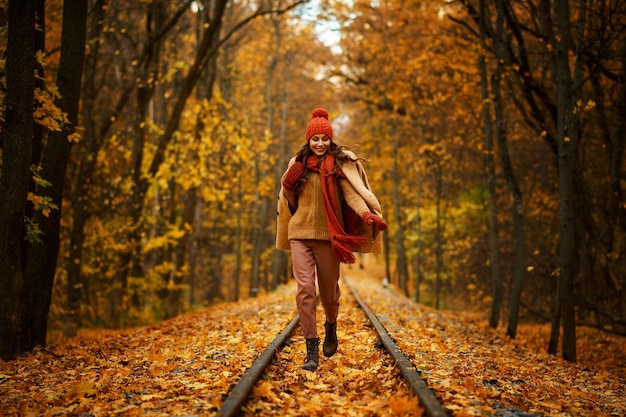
[243,283,423,417]
[0,286,298,416]
[346,272,626,417]
[1,269,624,416]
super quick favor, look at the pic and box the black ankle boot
[323,321,338,357]
[302,338,320,371]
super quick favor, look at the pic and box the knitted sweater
[276,153,384,253]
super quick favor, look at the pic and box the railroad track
[216,279,450,417]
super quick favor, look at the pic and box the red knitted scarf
[306,154,369,263]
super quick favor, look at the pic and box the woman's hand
[362,212,388,231]
[282,162,305,191]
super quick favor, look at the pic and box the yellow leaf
[71,380,96,397]
[388,395,422,416]
[252,381,275,399]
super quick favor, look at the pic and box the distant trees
[334,0,626,363]
[450,0,625,362]
[1,0,624,365]
[0,0,314,360]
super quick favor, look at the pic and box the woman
[276,108,388,371]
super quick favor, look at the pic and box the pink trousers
[290,239,341,339]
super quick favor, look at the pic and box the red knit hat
[305,108,333,141]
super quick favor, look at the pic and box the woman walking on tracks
[276,108,387,371]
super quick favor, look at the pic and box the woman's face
[309,134,331,157]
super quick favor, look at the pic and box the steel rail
[216,313,300,417]
[347,281,451,417]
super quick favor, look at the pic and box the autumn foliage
[1,0,625,380]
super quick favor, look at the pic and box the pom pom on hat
[305,108,334,141]
[312,108,329,119]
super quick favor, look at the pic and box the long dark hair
[294,141,359,164]
[291,141,363,192]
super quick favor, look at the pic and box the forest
[0,0,624,365]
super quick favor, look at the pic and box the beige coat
[276,152,384,254]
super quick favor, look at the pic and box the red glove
[362,212,388,231]
[282,162,305,191]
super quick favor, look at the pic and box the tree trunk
[477,0,503,329]
[492,0,526,339]
[434,163,443,310]
[384,227,391,287]
[22,0,45,338]
[206,206,225,303]
[548,286,561,355]
[30,0,45,176]
[187,196,203,305]
[166,187,196,319]
[391,132,409,296]
[270,16,290,291]
[250,190,269,297]
[413,158,423,303]
[22,0,88,349]
[553,0,582,363]
[234,174,243,301]
[272,91,291,290]
[64,0,119,336]
[0,0,36,360]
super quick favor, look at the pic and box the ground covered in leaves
[1,268,625,416]
[243,282,421,417]
[348,275,625,417]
